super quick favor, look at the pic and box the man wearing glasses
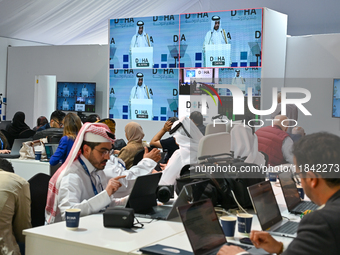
[218,132,340,255]
[33,110,66,140]
[45,123,137,223]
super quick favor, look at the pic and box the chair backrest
[197,132,231,161]
[18,129,36,138]
[205,123,229,135]
[28,173,51,227]
[132,146,154,166]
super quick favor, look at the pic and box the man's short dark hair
[80,141,101,154]
[0,158,14,173]
[50,110,66,123]
[168,117,178,123]
[293,132,340,187]
[190,111,203,126]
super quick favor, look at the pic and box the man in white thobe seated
[45,123,127,224]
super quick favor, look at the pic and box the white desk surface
[23,213,185,255]
[131,181,299,254]
[24,181,303,255]
[8,158,50,180]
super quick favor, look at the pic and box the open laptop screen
[177,199,226,255]
[278,172,301,211]
[248,181,282,230]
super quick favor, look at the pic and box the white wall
[0,37,47,120]
[6,33,340,140]
[7,45,109,127]
[284,34,340,136]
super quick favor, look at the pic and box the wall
[0,37,47,120]
[284,34,340,136]
[7,45,109,127]
[6,33,340,139]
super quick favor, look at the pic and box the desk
[23,214,185,255]
[8,159,50,180]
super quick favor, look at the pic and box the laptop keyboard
[273,221,298,235]
[294,201,318,212]
[227,243,251,251]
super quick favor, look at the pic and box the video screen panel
[56,82,96,112]
[332,79,340,118]
[109,15,180,69]
[179,9,263,68]
[109,69,179,121]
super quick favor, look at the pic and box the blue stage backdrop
[109,69,179,121]
[179,9,262,68]
[109,15,180,69]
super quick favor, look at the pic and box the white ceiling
[0,0,339,45]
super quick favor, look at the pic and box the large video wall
[109,8,263,122]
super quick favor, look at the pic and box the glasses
[53,119,63,128]
[292,172,303,185]
[93,148,114,157]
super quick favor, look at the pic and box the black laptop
[0,138,32,159]
[248,181,299,238]
[177,199,268,255]
[278,171,318,214]
[126,173,212,220]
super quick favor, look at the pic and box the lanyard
[79,157,100,196]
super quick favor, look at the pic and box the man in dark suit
[218,132,340,255]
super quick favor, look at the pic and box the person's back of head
[274,115,288,132]
[293,132,340,187]
[0,158,14,173]
[97,118,116,134]
[50,110,66,128]
[63,113,82,139]
[190,111,203,126]
[167,117,178,123]
[83,114,98,124]
[37,116,48,127]
[292,126,305,136]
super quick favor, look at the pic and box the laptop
[278,171,318,214]
[0,138,32,159]
[247,181,299,238]
[125,173,212,220]
[40,143,59,162]
[177,199,268,255]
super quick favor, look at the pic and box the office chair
[205,122,229,135]
[18,129,36,138]
[28,173,51,227]
[132,146,156,166]
[197,132,231,163]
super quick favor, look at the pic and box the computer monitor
[56,82,96,113]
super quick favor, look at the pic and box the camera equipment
[156,185,174,203]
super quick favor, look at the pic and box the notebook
[247,180,299,238]
[177,199,268,255]
[0,138,32,159]
[278,171,318,214]
[126,173,211,220]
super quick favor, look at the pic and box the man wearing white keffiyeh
[45,123,126,224]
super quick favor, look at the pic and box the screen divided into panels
[109,8,263,122]
[57,82,96,113]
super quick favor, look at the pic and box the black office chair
[132,146,155,166]
[18,129,36,139]
[28,173,51,227]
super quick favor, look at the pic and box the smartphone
[239,237,253,245]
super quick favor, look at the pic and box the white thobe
[56,154,126,222]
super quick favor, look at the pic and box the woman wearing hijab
[230,124,265,166]
[117,122,145,169]
[6,111,32,138]
[159,116,203,186]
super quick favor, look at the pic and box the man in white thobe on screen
[203,16,228,47]
[130,21,151,48]
[232,69,246,93]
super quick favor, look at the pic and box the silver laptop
[278,171,318,214]
[177,199,269,255]
[0,138,32,159]
[248,180,299,238]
